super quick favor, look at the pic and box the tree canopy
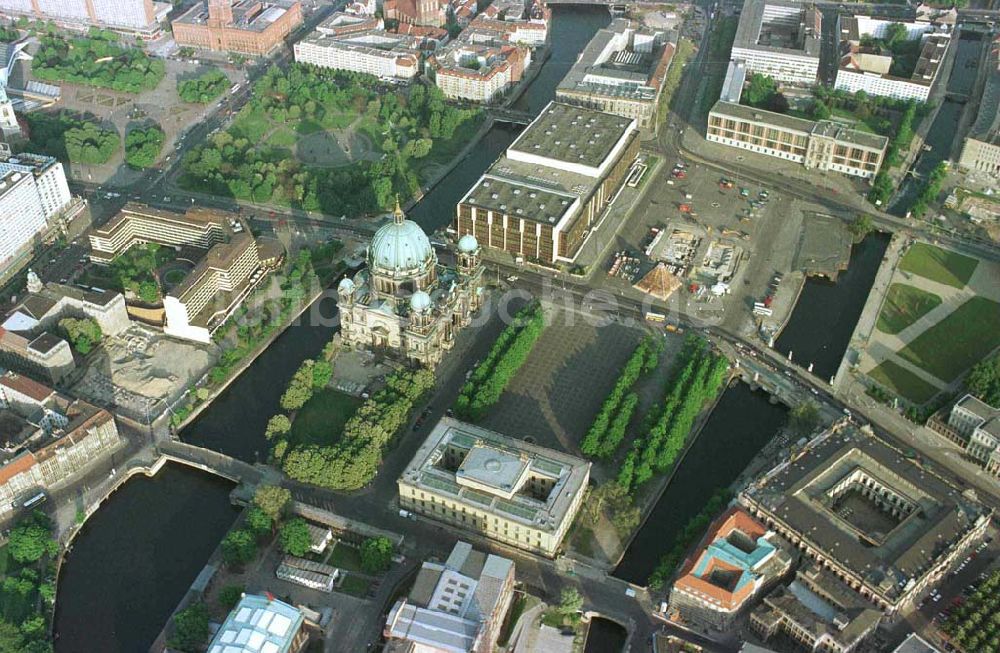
[177,69,230,103]
[967,354,1000,408]
[169,602,209,652]
[279,518,312,557]
[359,536,393,574]
[253,485,291,522]
[58,317,103,355]
[32,32,165,93]
[221,529,257,567]
[124,125,164,169]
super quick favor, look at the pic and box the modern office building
[740,423,991,614]
[338,201,483,367]
[750,564,883,653]
[206,594,309,653]
[834,16,951,102]
[398,417,591,557]
[293,16,421,81]
[384,541,515,652]
[958,34,1000,180]
[730,0,822,85]
[669,507,792,630]
[456,101,639,264]
[90,204,268,343]
[172,0,303,55]
[707,101,887,179]
[0,0,168,35]
[556,19,675,130]
[0,149,73,281]
[0,394,124,519]
[427,41,528,103]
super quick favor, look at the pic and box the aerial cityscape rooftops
[508,101,636,172]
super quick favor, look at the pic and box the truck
[398,509,414,520]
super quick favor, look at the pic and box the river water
[774,232,891,381]
[53,465,238,653]
[583,617,628,653]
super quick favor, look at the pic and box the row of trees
[941,569,1000,653]
[454,302,545,421]
[123,125,164,169]
[32,32,164,93]
[58,317,102,355]
[908,161,949,219]
[279,358,334,412]
[617,337,730,493]
[0,510,59,652]
[177,69,230,104]
[179,64,480,215]
[967,354,1000,408]
[580,335,662,458]
[282,368,435,490]
[647,489,734,590]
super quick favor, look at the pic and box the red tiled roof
[0,372,54,403]
[0,452,38,486]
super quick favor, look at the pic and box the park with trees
[177,69,230,104]
[941,569,1000,653]
[31,29,164,93]
[123,125,165,169]
[0,510,59,652]
[179,64,481,215]
[25,113,120,166]
[455,302,545,421]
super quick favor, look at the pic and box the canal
[54,464,238,653]
[584,617,628,653]
[614,383,789,585]
[775,232,891,381]
[890,32,983,216]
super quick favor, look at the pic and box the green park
[875,283,942,335]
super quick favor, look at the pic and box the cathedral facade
[337,202,484,367]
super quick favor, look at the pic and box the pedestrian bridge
[158,440,264,486]
[488,108,537,125]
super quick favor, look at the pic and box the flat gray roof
[509,102,634,169]
[461,173,578,226]
[734,0,821,59]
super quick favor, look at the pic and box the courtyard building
[384,541,515,652]
[556,18,675,131]
[338,201,484,367]
[89,204,270,343]
[0,386,124,519]
[456,101,639,264]
[0,0,168,36]
[731,0,822,85]
[750,564,882,653]
[669,507,792,630]
[427,41,529,103]
[398,417,591,557]
[958,33,1000,180]
[206,593,310,653]
[173,0,303,55]
[293,16,422,82]
[740,422,990,615]
[834,16,952,102]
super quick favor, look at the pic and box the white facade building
[0,170,46,272]
[0,152,73,221]
[294,35,419,80]
[730,0,822,85]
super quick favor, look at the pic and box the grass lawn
[899,243,979,289]
[231,112,270,142]
[339,573,371,597]
[876,283,942,334]
[897,297,1000,382]
[289,388,361,447]
[325,542,364,572]
[868,359,940,404]
[267,127,298,148]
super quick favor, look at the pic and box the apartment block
[293,16,421,81]
[0,0,166,34]
[428,41,529,103]
[456,102,639,264]
[398,417,590,557]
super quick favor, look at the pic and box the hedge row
[580,335,663,458]
[454,302,545,421]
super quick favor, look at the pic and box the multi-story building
[958,34,1000,180]
[707,101,887,179]
[741,423,991,615]
[293,16,422,81]
[669,508,792,630]
[338,201,483,367]
[467,13,547,47]
[556,19,675,130]
[0,151,73,221]
[398,417,591,557]
[428,42,528,103]
[206,594,310,653]
[730,0,822,85]
[0,0,167,35]
[90,204,267,343]
[750,564,883,653]
[834,16,951,102]
[456,101,639,264]
[384,541,515,652]
[172,0,303,55]
[384,0,446,27]
[942,394,1000,477]
[0,330,74,384]
[0,394,124,518]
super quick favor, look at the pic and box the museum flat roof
[509,102,634,169]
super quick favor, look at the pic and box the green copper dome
[369,201,434,274]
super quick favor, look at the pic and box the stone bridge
[158,440,266,486]
[487,108,537,125]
